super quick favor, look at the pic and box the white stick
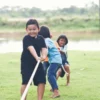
[61,65,69,75]
[21,60,40,100]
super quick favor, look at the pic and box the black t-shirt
[21,34,46,64]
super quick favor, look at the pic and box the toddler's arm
[28,46,41,61]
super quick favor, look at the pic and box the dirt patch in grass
[0,32,24,40]
[51,30,100,40]
[0,30,99,40]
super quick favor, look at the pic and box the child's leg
[50,68,61,92]
[48,63,60,97]
[56,68,62,80]
[37,83,45,100]
[20,84,27,100]
[64,65,70,85]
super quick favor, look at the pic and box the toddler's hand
[40,56,46,61]
[36,57,41,61]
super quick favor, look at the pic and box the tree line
[0,2,99,18]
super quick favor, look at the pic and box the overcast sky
[0,0,99,10]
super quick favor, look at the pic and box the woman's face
[58,38,66,47]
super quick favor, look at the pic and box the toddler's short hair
[26,19,39,29]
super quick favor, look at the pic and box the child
[38,26,62,98]
[56,35,70,86]
[42,34,52,76]
[20,19,48,100]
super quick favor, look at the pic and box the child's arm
[41,48,48,61]
[55,42,66,54]
[60,45,67,54]
[28,46,41,61]
[60,50,65,54]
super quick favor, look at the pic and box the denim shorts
[61,53,69,65]
[60,53,69,77]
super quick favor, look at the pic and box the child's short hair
[26,19,39,29]
[38,26,51,38]
[57,35,68,45]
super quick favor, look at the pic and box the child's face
[26,24,39,37]
[58,38,66,47]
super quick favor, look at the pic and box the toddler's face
[26,24,39,37]
[58,38,66,47]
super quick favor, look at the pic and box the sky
[0,0,99,10]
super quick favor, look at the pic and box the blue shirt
[45,38,62,64]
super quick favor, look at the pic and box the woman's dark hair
[38,26,51,38]
[26,19,39,29]
[57,35,68,45]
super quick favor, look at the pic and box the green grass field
[0,51,100,100]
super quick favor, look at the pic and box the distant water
[0,39,100,53]
[68,40,100,51]
[0,40,22,53]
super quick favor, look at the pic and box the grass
[0,51,100,100]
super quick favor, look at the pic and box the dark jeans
[48,63,61,91]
